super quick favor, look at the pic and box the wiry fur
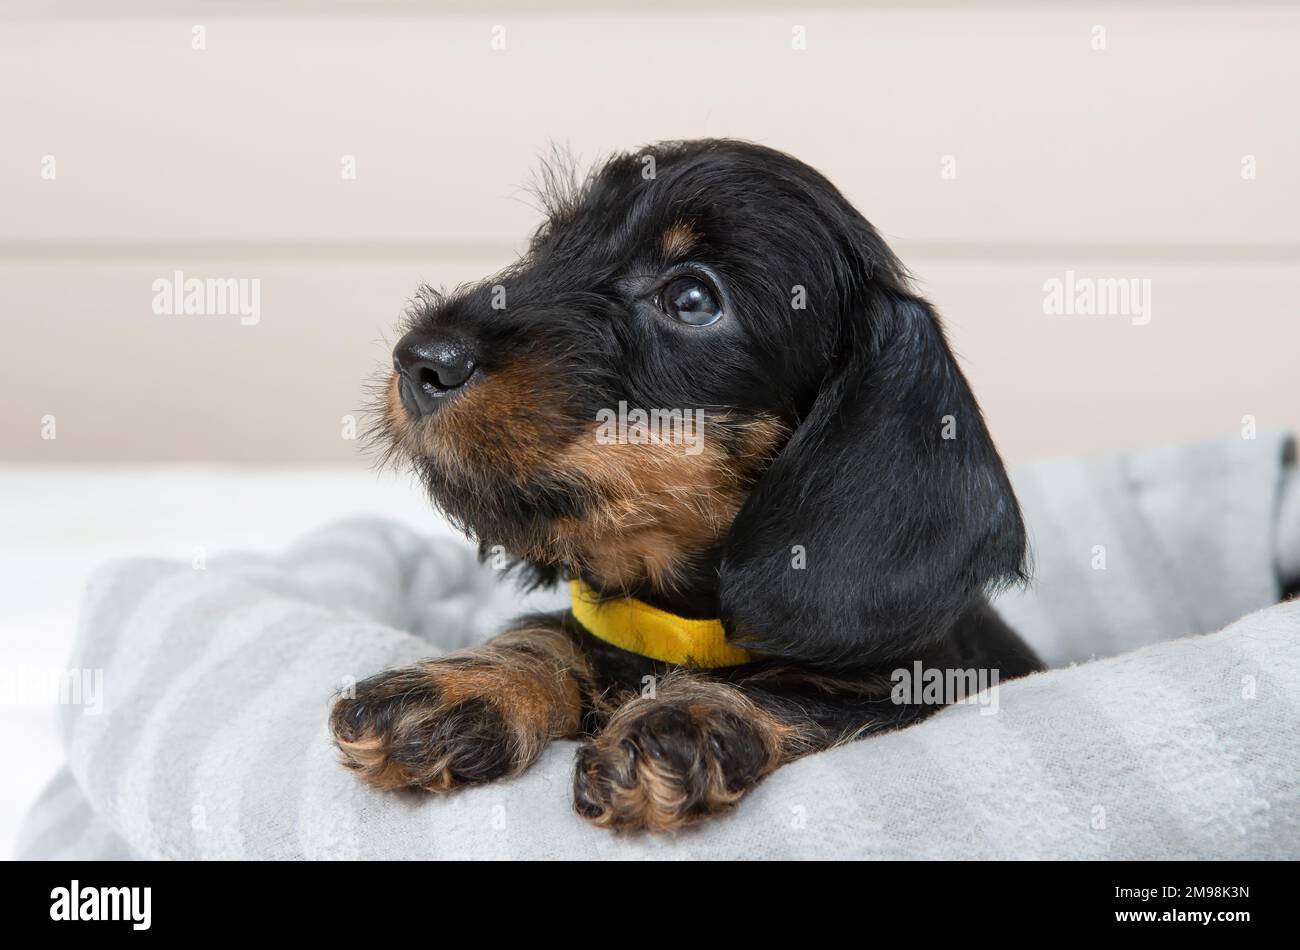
[333,139,1043,832]
[331,624,589,790]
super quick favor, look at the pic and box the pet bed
[17,432,1300,859]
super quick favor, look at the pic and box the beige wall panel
[1,8,1297,247]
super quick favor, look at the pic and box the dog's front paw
[571,680,790,832]
[330,640,582,792]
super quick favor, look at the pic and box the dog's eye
[659,276,722,327]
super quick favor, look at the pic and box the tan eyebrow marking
[660,220,699,259]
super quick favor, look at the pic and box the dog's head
[380,139,1025,668]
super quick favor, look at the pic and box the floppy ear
[718,292,1027,669]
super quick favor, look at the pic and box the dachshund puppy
[330,139,1042,832]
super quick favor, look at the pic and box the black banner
[1,859,1283,936]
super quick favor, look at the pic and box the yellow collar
[569,580,753,668]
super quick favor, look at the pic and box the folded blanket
[18,432,1300,860]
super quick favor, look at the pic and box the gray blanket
[18,432,1300,859]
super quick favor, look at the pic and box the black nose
[393,331,479,417]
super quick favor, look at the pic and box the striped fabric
[17,432,1300,860]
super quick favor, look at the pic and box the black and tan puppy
[330,139,1042,832]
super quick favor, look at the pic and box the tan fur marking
[575,675,803,832]
[434,629,585,744]
[328,733,416,791]
[385,360,789,592]
[331,625,589,792]
[539,414,787,590]
[660,220,699,259]
[387,361,578,481]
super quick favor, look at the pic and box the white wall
[2,2,1297,464]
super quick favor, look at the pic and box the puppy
[330,139,1042,832]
